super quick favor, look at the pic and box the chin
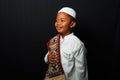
[57,30,62,33]
[58,32,62,34]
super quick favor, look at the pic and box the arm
[44,52,59,64]
[44,52,49,63]
[74,45,88,80]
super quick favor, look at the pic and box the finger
[49,60,55,63]
[49,51,54,54]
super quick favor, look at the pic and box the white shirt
[44,33,88,80]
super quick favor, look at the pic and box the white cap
[58,7,76,19]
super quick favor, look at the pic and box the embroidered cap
[58,7,76,19]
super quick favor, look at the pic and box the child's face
[55,12,75,35]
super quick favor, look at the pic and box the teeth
[58,26,62,28]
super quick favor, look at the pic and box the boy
[44,7,88,80]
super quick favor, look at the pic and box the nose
[56,21,61,26]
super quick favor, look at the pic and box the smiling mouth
[56,26,63,30]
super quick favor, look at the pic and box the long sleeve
[44,52,49,63]
[73,45,88,80]
[64,44,88,80]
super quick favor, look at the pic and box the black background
[0,0,120,80]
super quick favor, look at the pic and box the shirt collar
[60,32,74,40]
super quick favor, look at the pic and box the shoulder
[69,34,84,45]
[66,34,85,50]
[70,35,87,54]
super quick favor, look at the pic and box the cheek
[63,23,70,28]
[54,23,57,27]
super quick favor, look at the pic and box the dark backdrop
[0,0,120,80]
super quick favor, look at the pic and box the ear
[70,21,76,28]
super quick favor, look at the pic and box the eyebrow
[56,17,66,19]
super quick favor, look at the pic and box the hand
[48,52,59,63]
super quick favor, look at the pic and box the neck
[60,32,72,39]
